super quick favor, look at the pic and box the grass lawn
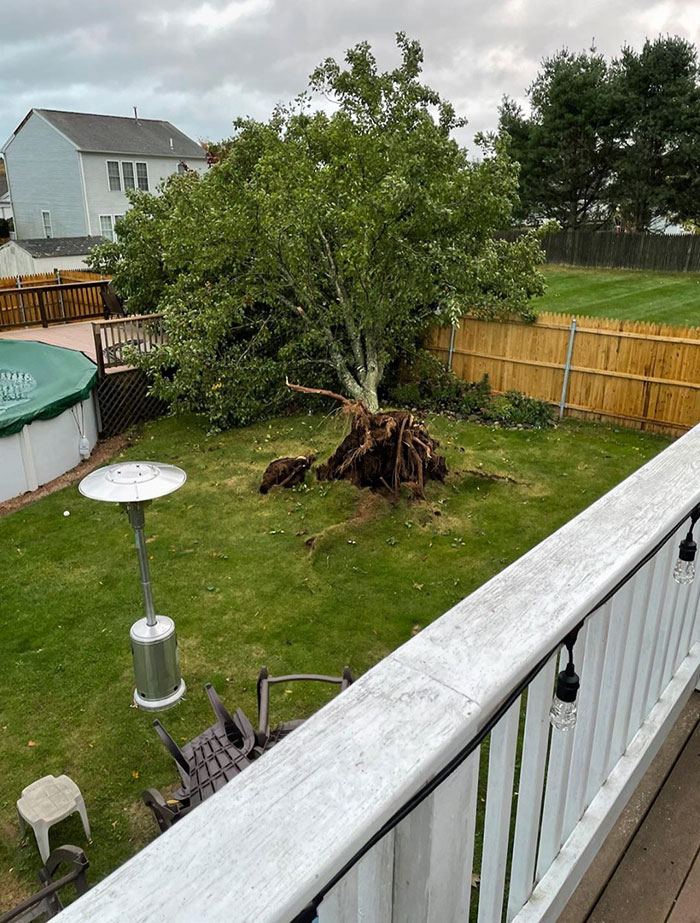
[539,265,700,327]
[0,411,670,908]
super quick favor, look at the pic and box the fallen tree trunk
[286,381,447,498]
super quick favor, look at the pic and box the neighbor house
[0,236,106,276]
[2,109,207,242]
[0,172,12,231]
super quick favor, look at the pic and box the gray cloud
[2,0,699,148]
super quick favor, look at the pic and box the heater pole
[126,503,156,626]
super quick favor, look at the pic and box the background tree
[609,36,700,231]
[91,35,546,426]
[499,49,615,228]
[502,36,700,232]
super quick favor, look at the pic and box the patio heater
[79,462,187,711]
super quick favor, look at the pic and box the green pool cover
[0,340,97,437]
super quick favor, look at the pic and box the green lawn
[538,265,700,327]
[0,412,670,908]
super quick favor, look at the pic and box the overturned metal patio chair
[0,845,89,923]
[143,668,354,832]
[256,666,354,750]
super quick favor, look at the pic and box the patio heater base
[133,679,186,712]
[130,615,186,712]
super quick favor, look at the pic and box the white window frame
[106,160,121,192]
[121,161,136,191]
[136,162,149,191]
[99,214,115,242]
[41,210,52,239]
[99,213,126,242]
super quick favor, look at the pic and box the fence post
[37,288,48,328]
[16,274,26,325]
[92,322,106,378]
[55,268,66,319]
[558,318,577,420]
[447,324,456,371]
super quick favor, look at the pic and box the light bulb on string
[550,627,580,732]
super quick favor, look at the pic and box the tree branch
[285,378,351,404]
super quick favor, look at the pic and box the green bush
[386,351,492,415]
[481,390,555,428]
[386,350,554,428]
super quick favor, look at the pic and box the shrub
[386,350,554,428]
[481,390,555,428]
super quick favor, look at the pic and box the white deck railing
[59,425,700,923]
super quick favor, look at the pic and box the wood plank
[588,710,700,923]
[667,848,700,923]
[477,702,520,923]
[392,751,480,922]
[443,347,700,391]
[507,658,557,922]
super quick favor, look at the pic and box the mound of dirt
[259,454,316,494]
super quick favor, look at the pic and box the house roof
[4,236,106,258]
[0,176,7,198]
[29,109,206,159]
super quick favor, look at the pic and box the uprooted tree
[89,34,547,428]
[284,382,446,498]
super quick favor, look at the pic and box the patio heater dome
[79,462,187,712]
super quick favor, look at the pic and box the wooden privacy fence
[0,269,106,290]
[0,280,110,329]
[426,313,700,436]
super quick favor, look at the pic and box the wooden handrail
[91,313,166,377]
[0,280,107,298]
[92,312,164,327]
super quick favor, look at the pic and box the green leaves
[89,34,544,427]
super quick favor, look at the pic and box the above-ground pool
[0,340,98,502]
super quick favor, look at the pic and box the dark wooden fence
[0,280,110,329]
[529,230,700,272]
[96,369,168,436]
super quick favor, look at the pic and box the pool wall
[0,395,98,502]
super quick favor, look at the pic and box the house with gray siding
[2,109,206,241]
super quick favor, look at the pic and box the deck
[563,691,700,923]
[0,320,99,364]
[0,320,128,374]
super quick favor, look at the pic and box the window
[99,214,114,241]
[136,162,149,191]
[42,210,52,239]
[107,161,121,191]
[113,214,125,239]
[121,162,135,190]
[177,161,188,174]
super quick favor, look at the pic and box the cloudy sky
[2,0,699,149]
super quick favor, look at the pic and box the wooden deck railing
[58,426,700,923]
[0,281,110,329]
[91,314,166,377]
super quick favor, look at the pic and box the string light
[550,628,580,731]
[673,505,699,586]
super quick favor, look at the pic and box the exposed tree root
[286,381,447,499]
[260,454,316,494]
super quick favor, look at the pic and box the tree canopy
[500,36,700,231]
[90,35,546,426]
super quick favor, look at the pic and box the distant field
[538,266,700,327]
